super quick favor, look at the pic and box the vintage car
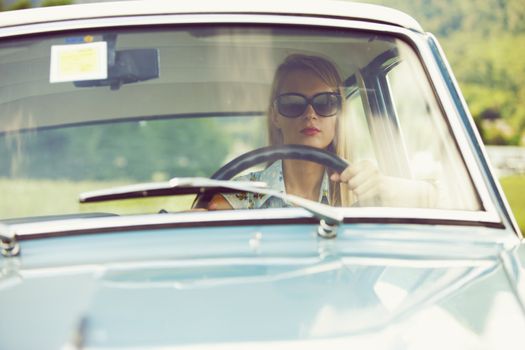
[1,0,524,349]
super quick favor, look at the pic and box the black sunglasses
[274,92,342,118]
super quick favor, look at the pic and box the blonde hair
[267,54,351,206]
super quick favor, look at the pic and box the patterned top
[223,160,330,209]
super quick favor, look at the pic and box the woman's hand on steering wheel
[331,160,437,207]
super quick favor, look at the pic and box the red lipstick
[301,127,320,136]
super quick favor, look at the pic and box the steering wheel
[193,144,349,208]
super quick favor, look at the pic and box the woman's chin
[295,139,331,149]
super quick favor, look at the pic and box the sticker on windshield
[49,41,107,83]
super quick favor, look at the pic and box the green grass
[499,175,525,234]
[0,178,195,220]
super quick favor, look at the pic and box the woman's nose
[303,104,318,119]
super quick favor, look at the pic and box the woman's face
[272,69,338,149]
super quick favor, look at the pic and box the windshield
[0,25,481,219]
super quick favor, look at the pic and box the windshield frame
[0,12,507,233]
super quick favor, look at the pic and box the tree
[0,0,72,11]
[356,0,525,145]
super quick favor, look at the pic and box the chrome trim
[425,33,522,239]
[0,223,20,257]
[0,240,20,258]
[7,209,317,238]
[4,207,515,241]
[0,12,508,231]
[0,14,417,39]
[0,0,423,32]
[407,34,499,212]
[317,219,337,239]
[78,177,268,202]
[80,177,343,226]
[340,207,501,223]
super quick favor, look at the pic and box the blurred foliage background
[365,0,525,146]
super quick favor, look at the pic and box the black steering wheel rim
[193,145,348,208]
[211,144,349,180]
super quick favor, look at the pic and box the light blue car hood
[1,222,524,350]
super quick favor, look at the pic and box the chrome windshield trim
[0,12,505,230]
[424,33,521,238]
[0,13,418,39]
[341,207,501,223]
[7,209,318,238]
[0,0,423,32]
[4,207,508,241]
[407,34,499,214]
[406,32,518,234]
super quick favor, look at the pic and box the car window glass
[342,88,376,164]
[0,26,482,219]
[386,44,480,210]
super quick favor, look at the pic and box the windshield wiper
[79,177,343,231]
[79,177,268,202]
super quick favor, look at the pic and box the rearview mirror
[74,48,159,90]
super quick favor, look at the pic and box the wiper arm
[79,177,343,229]
[79,177,268,203]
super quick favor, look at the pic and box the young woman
[209,54,437,209]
